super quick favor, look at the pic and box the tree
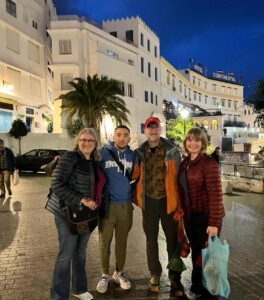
[247,79,264,127]
[9,119,28,155]
[166,117,193,143]
[58,75,130,140]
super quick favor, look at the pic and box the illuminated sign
[213,73,236,82]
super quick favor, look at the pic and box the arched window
[202,119,209,130]
[211,119,218,130]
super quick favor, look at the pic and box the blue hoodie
[100,143,134,203]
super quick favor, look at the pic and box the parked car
[16,149,68,173]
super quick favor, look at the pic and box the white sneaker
[185,290,201,300]
[112,271,131,290]
[72,291,94,300]
[96,274,110,294]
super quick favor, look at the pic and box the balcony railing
[223,121,245,127]
[220,162,264,180]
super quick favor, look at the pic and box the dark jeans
[188,211,221,299]
[142,196,181,283]
[51,215,90,300]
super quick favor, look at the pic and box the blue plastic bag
[202,236,230,299]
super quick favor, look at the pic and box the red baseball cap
[144,117,161,128]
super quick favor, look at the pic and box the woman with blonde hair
[177,127,225,300]
[46,128,106,300]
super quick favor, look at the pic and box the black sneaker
[170,280,185,297]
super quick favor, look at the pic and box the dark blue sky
[53,0,264,98]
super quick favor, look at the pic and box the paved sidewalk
[0,174,263,300]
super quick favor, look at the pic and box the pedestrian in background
[132,117,184,296]
[46,128,106,300]
[97,125,134,294]
[0,139,16,198]
[178,128,225,300]
[211,146,220,164]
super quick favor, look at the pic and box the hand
[81,198,97,210]
[206,226,218,237]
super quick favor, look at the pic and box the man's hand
[206,226,218,237]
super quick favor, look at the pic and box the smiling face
[185,136,203,158]
[113,127,130,151]
[77,133,97,158]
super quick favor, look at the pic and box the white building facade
[0,0,56,133]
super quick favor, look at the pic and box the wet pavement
[0,173,263,300]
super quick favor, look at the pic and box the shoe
[112,271,131,290]
[170,280,185,297]
[0,194,5,198]
[96,274,110,294]
[148,275,160,292]
[185,290,202,299]
[72,291,93,299]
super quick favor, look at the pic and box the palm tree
[58,75,130,138]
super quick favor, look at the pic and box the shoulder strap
[106,148,130,181]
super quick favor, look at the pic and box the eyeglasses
[147,124,160,130]
[78,139,96,144]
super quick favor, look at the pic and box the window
[234,101,237,110]
[205,95,208,104]
[212,84,216,91]
[227,87,231,95]
[193,76,196,85]
[127,83,134,98]
[167,70,171,85]
[128,59,134,66]
[155,95,158,106]
[155,67,158,81]
[148,63,151,78]
[228,100,231,108]
[172,75,176,90]
[147,39,150,51]
[141,57,144,73]
[154,46,157,57]
[221,86,226,93]
[198,79,201,87]
[212,97,217,106]
[107,50,119,59]
[204,82,207,89]
[47,89,52,102]
[179,81,182,93]
[144,91,148,102]
[234,88,238,95]
[59,40,72,55]
[61,73,73,90]
[26,108,34,115]
[28,41,40,63]
[198,93,201,102]
[150,92,153,104]
[32,20,38,29]
[221,99,225,107]
[6,0,16,17]
[140,33,144,46]
[193,91,197,101]
[110,31,117,37]
[185,85,187,98]
[6,28,20,53]
[7,67,21,91]
[116,80,125,96]
[126,30,134,43]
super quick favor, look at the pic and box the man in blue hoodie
[97,125,134,294]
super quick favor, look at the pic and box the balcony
[224,121,245,127]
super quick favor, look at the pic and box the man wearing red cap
[132,117,184,296]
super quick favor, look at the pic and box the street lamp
[180,108,189,137]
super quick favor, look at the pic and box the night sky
[53,0,264,99]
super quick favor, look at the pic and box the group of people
[45,116,225,300]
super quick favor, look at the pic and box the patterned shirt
[0,149,8,170]
[145,141,166,199]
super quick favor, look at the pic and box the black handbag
[62,205,98,235]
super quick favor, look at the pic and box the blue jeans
[51,215,90,300]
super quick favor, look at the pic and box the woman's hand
[207,226,218,237]
[81,198,97,210]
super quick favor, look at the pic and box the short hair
[73,128,100,160]
[183,127,208,154]
[0,139,4,143]
[114,125,130,133]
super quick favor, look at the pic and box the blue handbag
[202,236,230,299]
